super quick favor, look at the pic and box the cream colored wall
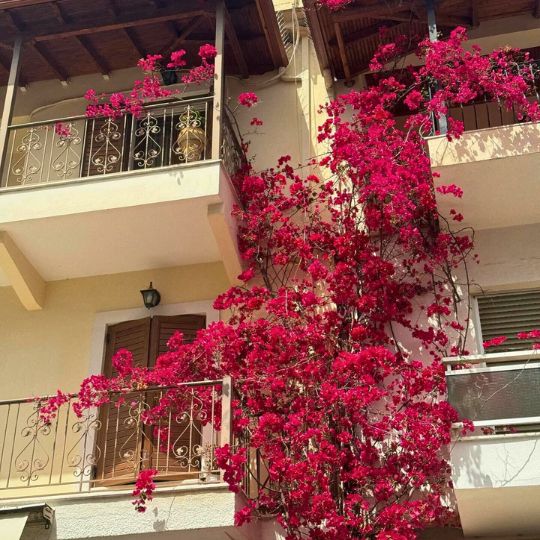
[0,262,229,400]
[227,35,331,172]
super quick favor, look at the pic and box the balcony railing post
[220,376,232,482]
[0,36,22,186]
[425,0,448,135]
[211,0,225,161]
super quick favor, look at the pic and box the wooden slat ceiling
[305,0,540,81]
[0,0,288,85]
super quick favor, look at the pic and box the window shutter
[95,318,151,484]
[147,315,206,478]
[148,314,206,366]
[477,289,540,352]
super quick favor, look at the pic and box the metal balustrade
[0,380,226,499]
[1,97,246,188]
[445,351,540,428]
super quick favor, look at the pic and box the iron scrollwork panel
[82,116,128,177]
[6,121,85,186]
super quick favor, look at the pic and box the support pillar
[211,0,225,160]
[425,0,448,134]
[0,36,22,184]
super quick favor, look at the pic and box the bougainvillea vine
[44,26,540,540]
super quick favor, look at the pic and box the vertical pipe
[0,36,22,186]
[425,0,448,134]
[211,0,225,160]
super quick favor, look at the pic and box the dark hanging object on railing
[161,69,178,86]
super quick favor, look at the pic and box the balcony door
[94,314,206,485]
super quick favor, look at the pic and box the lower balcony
[0,97,245,310]
[445,351,540,538]
[0,379,244,539]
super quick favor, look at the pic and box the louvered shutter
[147,315,206,478]
[477,289,540,352]
[95,318,151,484]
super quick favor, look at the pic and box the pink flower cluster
[132,468,158,512]
[84,44,218,119]
[238,92,258,107]
[43,28,540,540]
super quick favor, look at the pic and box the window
[477,289,540,352]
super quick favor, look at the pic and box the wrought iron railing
[2,96,245,187]
[221,109,248,179]
[0,380,227,499]
[393,59,540,135]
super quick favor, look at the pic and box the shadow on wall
[428,121,540,168]
[451,438,493,489]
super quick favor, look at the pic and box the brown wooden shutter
[147,315,206,478]
[95,318,151,484]
[149,314,206,366]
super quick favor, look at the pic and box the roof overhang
[305,0,540,81]
[0,0,288,85]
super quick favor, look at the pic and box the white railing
[445,350,540,430]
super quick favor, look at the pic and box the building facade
[0,0,538,538]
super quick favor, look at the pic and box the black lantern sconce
[140,282,161,309]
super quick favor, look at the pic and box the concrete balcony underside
[428,122,540,231]
[452,437,540,538]
[0,160,242,309]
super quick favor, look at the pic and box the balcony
[0,379,242,538]
[0,96,246,309]
[0,0,289,310]
[2,97,244,187]
[445,351,540,537]
[426,75,540,232]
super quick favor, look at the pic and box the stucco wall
[0,262,229,400]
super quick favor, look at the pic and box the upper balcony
[428,85,540,232]
[445,350,540,538]
[305,0,540,233]
[0,0,288,311]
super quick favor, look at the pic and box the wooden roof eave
[0,0,287,84]
[306,0,540,82]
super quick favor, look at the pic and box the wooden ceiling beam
[224,5,248,78]
[334,21,352,83]
[0,0,55,8]
[0,10,28,85]
[254,0,288,67]
[160,16,205,56]
[26,6,211,42]
[329,20,402,47]
[333,1,418,22]
[29,40,69,81]
[77,35,111,75]
[49,2,111,76]
[471,0,479,27]
[360,10,471,28]
[123,28,146,59]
